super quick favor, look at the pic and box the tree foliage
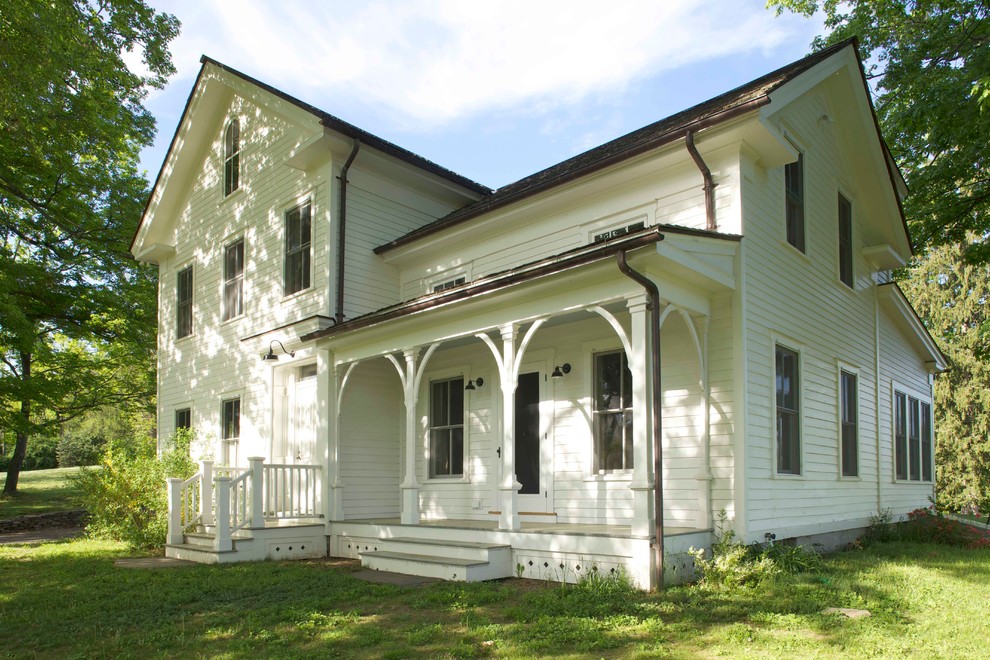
[901,239,990,514]
[769,0,990,262]
[0,1,179,494]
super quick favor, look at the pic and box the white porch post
[497,324,522,531]
[317,348,336,523]
[694,316,713,531]
[200,460,214,526]
[330,361,358,522]
[167,478,184,546]
[214,475,232,551]
[627,295,655,538]
[248,456,265,528]
[400,348,422,525]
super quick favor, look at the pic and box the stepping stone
[822,607,871,619]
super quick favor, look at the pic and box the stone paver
[351,568,441,586]
[0,526,83,545]
[114,557,197,569]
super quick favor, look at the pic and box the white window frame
[772,337,804,477]
[837,362,860,479]
[837,191,854,289]
[784,152,806,254]
[891,381,934,484]
[176,264,194,340]
[222,236,245,322]
[425,371,469,482]
[220,395,241,467]
[283,199,313,298]
[223,118,240,197]
[591,348,634,474]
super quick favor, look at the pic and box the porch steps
[164,523,327,564]
[360,537,512,582]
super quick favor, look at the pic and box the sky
[137,1,824,190]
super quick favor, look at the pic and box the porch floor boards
[346,517,705,538]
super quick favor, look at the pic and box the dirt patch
[0,526,83,545]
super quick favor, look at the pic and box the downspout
[685,131,717,232]
[335,139,361,323]
[616,250,665,590]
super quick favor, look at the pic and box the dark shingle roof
[374,38,857,255]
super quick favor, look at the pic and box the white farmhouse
[132,38,946,588]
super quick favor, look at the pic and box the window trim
[222,237,245,322]
[838,365,859,479]
[223,118,240,197]
[283,200,313,297]
[838,192,854,288]
[174,407,192,433]
[891,382,934,484]
[784,152,805,253]
[592,348,635,474]
[773,339,803,477]
[176,265,194,340]
[427,374,467,480]
[220,395,241,467]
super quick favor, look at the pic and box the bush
[56,431,106,467]
[690,511,780,589]
[77,429,196,550]
[0,435,59,471]
[900,507,990,549]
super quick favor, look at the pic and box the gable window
[222,239,244,321]
[838,193,853,287]
[221,397,240,466]
[840,370,858,477]
[785,154,805,252]
[894,390,933,482]
[433,276,466,293]
[775,345,800,475]
[223,119,240,197]
[284,202,311,296]
[593,350,633,472]
[175,408,191,431]
[429,377,464,478]
[176,266,193,339]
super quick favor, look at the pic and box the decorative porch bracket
[477,318,546,531]
[386,343,441,525]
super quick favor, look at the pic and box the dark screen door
[515,371,540,495]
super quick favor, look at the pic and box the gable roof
[373,38,861,255]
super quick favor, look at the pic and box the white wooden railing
[167,457,322,552]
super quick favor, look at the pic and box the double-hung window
[221,397,240,466]
[838,194,853,287]
[593,350,634,472]
[175,408,191,431]
[775,345,800,475]
[223,239,244,321]
[429,377,464,478]
[223,119,240,197]
[840,370,858,477]
[176,266,193,339]
[284,202,311,296]
[894,390,933,482]
[785,154,805,252]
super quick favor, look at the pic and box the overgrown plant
[690,511,779,589]
[77,429,195,550]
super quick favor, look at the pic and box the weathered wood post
[214,475,232,552]
[248,456,265,528]
[167,477,184,546]
[200,460,214,526]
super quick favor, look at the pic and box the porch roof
[299,224,739,345]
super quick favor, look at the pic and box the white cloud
[150,0,820,129]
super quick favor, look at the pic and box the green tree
[901,238,990,515]
[0,1,179,494]
[768,0,990,261]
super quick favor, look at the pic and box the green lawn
[0,467,89,519]
[0,539,987,658]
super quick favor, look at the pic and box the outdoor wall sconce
[551,363,571,379]
[465,377,484,391]
[262,340,295,362]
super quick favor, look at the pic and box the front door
[273,363,318,464]
[515,370,548,512]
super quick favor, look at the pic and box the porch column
[320,349,344,522]
[497,324,522,531]
[627,295,655,538]
[400,348,421,524]
[694,316,713,531]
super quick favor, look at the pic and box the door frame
[516,351,554,513]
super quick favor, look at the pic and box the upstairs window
[838,193,853,287]
[593,350,634,472]
[840,370,858,477]
[176,266,193,339]
[429,377,464,478]
[785,154,805,252]
[894,390,933,482]
[284,202,311,295]
[223,119,240,197]
[223,239,244,321]
[775,345,800,475]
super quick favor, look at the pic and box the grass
[0,467,90,519]
[0,539,988,658]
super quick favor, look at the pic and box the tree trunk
[2,351,31,496]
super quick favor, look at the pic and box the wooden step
[360,550,510,582]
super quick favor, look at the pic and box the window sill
[583,472,633,483]
[220,187,245,207]
[424,476,471,485]
[281,286,314,303]
[772,471,804,480]
[221,313,244,327]
[780,239,811,262]
[837,475,861,482]
[893,479,933,485]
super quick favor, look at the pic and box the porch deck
[346,517,706,539]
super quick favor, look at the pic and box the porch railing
[167,457,322,552]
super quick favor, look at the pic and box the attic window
[224,119,240,197]
[433,277,465,293]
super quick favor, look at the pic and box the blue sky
[138,1,823,190]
